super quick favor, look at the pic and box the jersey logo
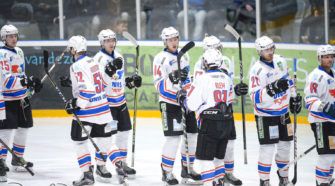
[11,65,20,73]
[277,61,284,71]
[274,94,287,105]
[329,89,335,97]
[310,83,318,94]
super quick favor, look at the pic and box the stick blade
[224,24,240,40]
[122,31,138,47]
[43,50,49,71]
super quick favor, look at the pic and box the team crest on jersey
[328,79,334,84]
[169,60,176,66]
[273,93,287,104]
[329,89,335,97]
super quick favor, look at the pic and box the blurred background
[0,0,333,44]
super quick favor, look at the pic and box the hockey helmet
[202,48,223,70]
[98,29,117,45]
[67,35,87,53]
[317,45,335,57]
[1,25,19,41]
[255,36,275,53]
[202,35,222,51]
[161,27,179,41]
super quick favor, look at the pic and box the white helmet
[161,27,179,41]
[67,35,87,53]
[202,48,223,69]
[203,35,222,51]
[255,36,275,52]
[317,45,335,57]
[1,25,19,41]
[98,29,117,45]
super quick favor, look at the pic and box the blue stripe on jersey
[182,77,191,86]
[255,106,288,116]
[75,104,110,116]
[79,91,95,99]
[254,90,262,104]
[159,79,177,100]
[3,89,27,97]
[258,164,271,173]
[201,170,215,181]
[162,157,174,166]
[311,111,335,120]
[0,102,4,108]
[107,95,125,103]
[5,76,15,89]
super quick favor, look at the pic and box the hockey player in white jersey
[177,48,236,186]
[0,67,6,182]
[193,35,246,186]
[93,29,141,180]
[0,25,43,176]
[64,35,116,186]
[304,44,335,186]
[249,36,302,186]
[153,26,201,185]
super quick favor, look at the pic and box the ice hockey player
[304,44,335,186]
[0,65,6,182]
[94,29,141,181]
[0,24,43,176]
[177,48,236,186]
[153,26,201,185]
[65,35,117,186]
[193,35,246,185]
[249,36,302,186]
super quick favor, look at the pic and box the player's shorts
[159,102,198,136]
[228,118,236,140]
[0,98,33,129]
[195,117,233,160]
[71,120,114,141]
[255,113,293,145]
[110,103,132,132]
[311,122,335,154]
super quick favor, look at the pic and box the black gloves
[176,89,187,107]
[59,76,72,87]
[289,94,302,114]
[266,79,289,97]
[105,57,123,77]
[21,76,43,93]
[234,83,248,96]
[168,68,188,84]
[125,74,142,89]
[65,98,80,114]
[323,102,335,118]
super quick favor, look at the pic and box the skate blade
[118,176,129,185]
[95,175,112,183]
[12,166,33,173]
[181,178,203,185]
[127,174,136,179]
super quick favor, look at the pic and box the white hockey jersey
[193,55,233,80]
[0,46,27,101]
[0,68,5,120]
[304,66,335,123]
[70,54,113,124]
[94,49,126,107]
[153,48,192,106]
[186,69,234,116]
[248,54,295,116]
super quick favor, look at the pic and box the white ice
[1,118,318,186]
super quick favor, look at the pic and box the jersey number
[310,83,318,94]
[154,65,162,77]
[213,90,227,103]
[0,60,9,71]
[93,72,104,93]
[251,76,260,88]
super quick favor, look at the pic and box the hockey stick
[224,24,248,164]
[43,50,106,162]
[0,138,34,176]
[292,58,298,184]
[122,31,139,167]
[278,145,316,173]
[177,41,195,173]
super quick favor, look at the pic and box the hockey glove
[105,62,117,77]
[169,70,180,84]
[125,74,142,89]
[266,79,289,97]
[176,89,187,107]
[289,93,302,114]
[234,82,248,96]
[21,76,43,93]
[65,98,80,114]
[59,76,72,87]
[180,67,188,82]
[113,57,123,70]
[323,102,335,118]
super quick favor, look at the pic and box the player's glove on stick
[234,82,248,96]
[21,76,43,93]
[59,76,72,87]
[125,74,142,89]
[65,98,80,114]
[289,94,302,114]
[266,79,289,97]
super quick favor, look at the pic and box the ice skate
[11,156,33,172]
[260,179,271,186]
[224,173,242,185]
[121,161,136,178]
[0,159,7,183]
[0,160,8,172]
[180,164,202,185]
[95,165,111,183]
[161,164,178,185]
[115,161,129,185]
[72,166,94,186]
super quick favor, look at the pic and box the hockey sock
[329,163,334,182]
[115,131,129,162]
[316,154,333,184]
[75,140,92,172]
[275,141,291,177]
[95,137,111,166]
[258,144,275,180]
[0,129,13,160]
[199,160,215,186]
[13,128,29,158]
[213,158,225,182]
[181,133,197,167]
[162,136,180,172]
[109,144,122,165]
[224,140,235,173]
